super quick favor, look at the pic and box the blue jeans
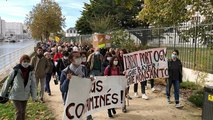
[57,71,61,81]
[45,73,52,94]
[166,79,180,104]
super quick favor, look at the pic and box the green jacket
[0,64,37,101]
[31,55,50,78]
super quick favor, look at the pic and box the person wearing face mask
[102,52,112,74]
[117,49,131,113]
[104,56,121,118]
[166,49,183,108]
[80,51,88,65]
[0,55,37,120]
[53,46,63,65]
[60,51,93,120]
[31,47,50,103]
[44,52,56,96]
[56,51,70,81]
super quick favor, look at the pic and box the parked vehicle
[0,35,4,42]
[3,36,17,43]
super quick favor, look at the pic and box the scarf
[69,64,85,77]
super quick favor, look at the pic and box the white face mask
[107,57,112,61]
[82,57,87,63]
[113,61,118,66]
[74,58,82,65]
[63,56,68,60]
[22,62,29,68]
[95,51,100,55]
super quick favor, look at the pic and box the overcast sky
[0,0,89,30]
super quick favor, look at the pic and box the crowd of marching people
[0,40,183,120]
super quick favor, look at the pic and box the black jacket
[168,58,183,83]
[56,59,70,73]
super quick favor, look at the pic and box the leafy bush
[188,88,204,107]
[180,81,201,90]
[111,30,147,52]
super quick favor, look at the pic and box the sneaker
[126,95,132,100]
[112,108,116,114]
[40,98,45,103]
[175,103,183,108]
[142,94,149,100]
[122,106,127,113]
[108,112,113,118]
[151,87,156,92]
[167,97,171,104]
[134,93,139,98]
[86,115,93,120]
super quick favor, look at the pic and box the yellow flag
[98,43,106,48]
[55,36,60,43]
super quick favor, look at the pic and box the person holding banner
[118,49,132,100]
[60,51,93,120]
[104,56,124,118]
[102,52,112,74]
[166,50,183,108]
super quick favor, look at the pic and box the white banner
[123,48,168,86]
[63,76,127,120]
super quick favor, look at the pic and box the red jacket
[104,66,120,76]
[53,52,62,62]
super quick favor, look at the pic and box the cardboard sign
[63,76,127,120]
[92,33,111,48]
[123,48,169,86]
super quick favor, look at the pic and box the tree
[76,0,145,34]
[89,14,117,33]
[111,30,137,52]
[179,0,213,46]
[75,16,92,35]
[25,1,65,41]
[138,0,190,27]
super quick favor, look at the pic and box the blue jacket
[0,64,37,101]
[60,65,88,101]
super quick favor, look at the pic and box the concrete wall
[183,67,213,86]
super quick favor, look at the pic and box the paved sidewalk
[44,79,202,120]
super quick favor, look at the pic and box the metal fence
[127,23,213,73]
[0,43,35,81]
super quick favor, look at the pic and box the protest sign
[92,33,111,48]
[63,76,127,120]
[123,48,168,85]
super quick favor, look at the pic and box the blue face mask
[171,54,177,59]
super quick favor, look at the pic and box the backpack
[0,70,18,104]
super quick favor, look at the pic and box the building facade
[5,22,23,36]
[0,17,6,40]
[66,27,79,37]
